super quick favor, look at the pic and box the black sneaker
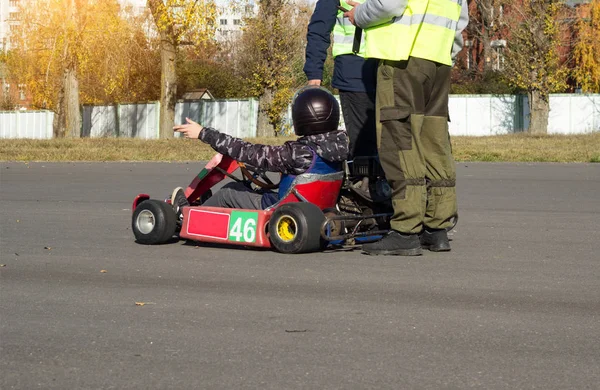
[420,229,451,252]
[362,230,422,256]
[171,187,189,216]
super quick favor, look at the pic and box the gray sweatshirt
[353,0,469,63]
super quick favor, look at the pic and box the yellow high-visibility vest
[364,0,462,66]
[332,0,366,58]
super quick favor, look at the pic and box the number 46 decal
[228,211,258,243]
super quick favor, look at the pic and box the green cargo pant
[376,57,457,234]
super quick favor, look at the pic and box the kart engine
[330,156,394,238]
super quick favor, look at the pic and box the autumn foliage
[572,0,600,92]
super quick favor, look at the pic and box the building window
[18,84,26,101]
[220,19,228,25]
[233,19,241,26]
[10,0,19,7]
[464,40,472,70]
[245,5,253,14]
[9,12,19,21]
[491,39,506,71]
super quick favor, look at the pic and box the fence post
[115,104,121,137]
[156,101,161,139]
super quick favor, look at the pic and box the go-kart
[131,153,456,254]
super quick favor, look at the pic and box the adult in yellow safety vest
[345,0,469,256]
[304,0,378,159]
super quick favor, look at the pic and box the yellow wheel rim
[277,216,297,242]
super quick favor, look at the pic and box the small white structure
[181,88,215,101]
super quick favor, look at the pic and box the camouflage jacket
[199,128,349,175]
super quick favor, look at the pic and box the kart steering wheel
[238,163,280,190]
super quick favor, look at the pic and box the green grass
[0,133,599,163]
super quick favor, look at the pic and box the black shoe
[171,187,189,216]
[362,230,422,256]
[420,229,451,252]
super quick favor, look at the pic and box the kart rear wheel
[269,202,325,254]
[132,199,177,245]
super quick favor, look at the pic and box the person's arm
[199,128,313,174]
[174,118,313,174]
[304,0,338,85]
[452,2,470,65]
[346,0,408,28]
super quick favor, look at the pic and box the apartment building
[0,0,21,52]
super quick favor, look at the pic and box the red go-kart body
[132,154,344,253]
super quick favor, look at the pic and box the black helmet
[292,86,340,136]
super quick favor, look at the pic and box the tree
[572,0,600,93]
[237,0,312,136]
[10,0,84,137]
[78,5,161,104]
[177,43,251,99]
[8,0,157,137]
[147,0,218,138]
[501,0,568,134]
[467,0,505,72]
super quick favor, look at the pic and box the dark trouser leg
[339,90,378,158]
[202,182,264,210]
[376,57,455,234]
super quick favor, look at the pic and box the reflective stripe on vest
[332,0,366,58]
[364,0,462,66]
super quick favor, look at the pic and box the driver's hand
[307,79,321,86]
[174,117,203,139]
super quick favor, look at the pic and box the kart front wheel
[132,199,177,245]
[269,202,325,254]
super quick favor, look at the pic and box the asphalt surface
[1,161,599,389]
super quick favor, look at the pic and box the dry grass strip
[1,133,598,163]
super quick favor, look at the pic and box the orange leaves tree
[572,0,600,93]
[147,0,217,138]
[501,0,568,134]
[8,0,159,137]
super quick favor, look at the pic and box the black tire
[132,199,177,245]
[269,202,325,254]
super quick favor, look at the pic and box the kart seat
[265,171,344,211]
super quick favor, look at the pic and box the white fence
[79,99,258,139]
[447,94,599,136]
[0,110,54,139]
[545,94,600,134]
[1,94,599,139]
[82,103,159,139]
[447,95,525,136]
[176,99,258,139]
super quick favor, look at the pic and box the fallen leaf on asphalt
[285,329,308,333]
[100,270,107,273]
[15,253,19,256]
[44,246,52,250]
[16,220,19,223]
[0,264,6,267]
[135,302,146,306]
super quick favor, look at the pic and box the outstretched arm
[174,119,312,174]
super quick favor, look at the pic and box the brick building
[460,0,593,80]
